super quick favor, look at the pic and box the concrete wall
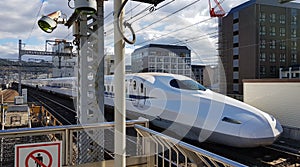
[243,79,300,140]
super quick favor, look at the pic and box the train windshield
[170,79,206,91]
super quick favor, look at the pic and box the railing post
[145,137,156,167]
[64,128,69,166]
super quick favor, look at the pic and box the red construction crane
[208,0,225,17]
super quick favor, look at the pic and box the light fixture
[38,11,66,33]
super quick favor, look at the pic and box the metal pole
[18,40,22,95]
[114,0,126,166]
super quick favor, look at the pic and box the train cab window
[111,86,114,92]
[140,83,144,93]
[170,79,206,91]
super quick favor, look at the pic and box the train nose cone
[238,117,282,147]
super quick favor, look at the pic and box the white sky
[0,0,298,64]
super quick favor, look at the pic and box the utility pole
[114,0,126,166]
[76,0,105,163]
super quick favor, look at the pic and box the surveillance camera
[38,11,66,33]
[74,0,97,14]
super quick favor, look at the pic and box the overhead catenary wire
[104,0,175,37]
[26,1,45,43]
[135,17,214,46]
[135,0,202,33]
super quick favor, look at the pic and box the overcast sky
[0,0,298,64]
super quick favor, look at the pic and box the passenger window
[140,83,144,93]
[133,80,136,90]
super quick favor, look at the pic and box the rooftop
[134,44,190,52]
[228,0,300,15]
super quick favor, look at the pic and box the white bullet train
[24,73,283,147]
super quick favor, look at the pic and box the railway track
[182,138,300,166]
[26,87,76,125]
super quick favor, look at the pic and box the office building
[131,44,192,77]
[219,0,300,94]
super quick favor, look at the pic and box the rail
[134,124,247,167]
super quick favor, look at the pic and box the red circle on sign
[25,149,53,167]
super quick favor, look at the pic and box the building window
[149,57,155,62]
[260,52,266,62]
[150,51,156,55]
[269,26,276,36]
[291,41,297,50]
[291,15,297,25]
[260,40,266,48]
[270,40,276,49]
[280,53,286,63]
[260,26,266,35]
[260,12,266,22]
[233,12,239,19]
[233,47,239,55]
[270,53,276,62]
[279,27,285,37]
[270,13,276,23]
[233,84,239,92]
[260,66,266,75]
[279,15,285,24]
[233,71,239,79]
[233,59,239,67]
[291,28,296,38]
[292,53,297,63]
[233,35,239,43]
[270,66,276,75]
[280,40,286,50]
[233,23,239,31]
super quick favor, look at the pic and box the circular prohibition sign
[25,149,53,167]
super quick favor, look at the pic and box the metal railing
[134,124,247,167]
[0,119,148,166]
[0,119,247,167]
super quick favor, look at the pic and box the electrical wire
[135,17,214,46]
[128,0,175,25]
[26,1,45,43]
[135,0,202,33]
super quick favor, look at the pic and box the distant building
[125,65,132,74]
[280,65,300,78]
[220,0,300,94]
[203,65,221,92]
[191,65,205,85]
[131,44,192,77]
[104,54,115,75]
